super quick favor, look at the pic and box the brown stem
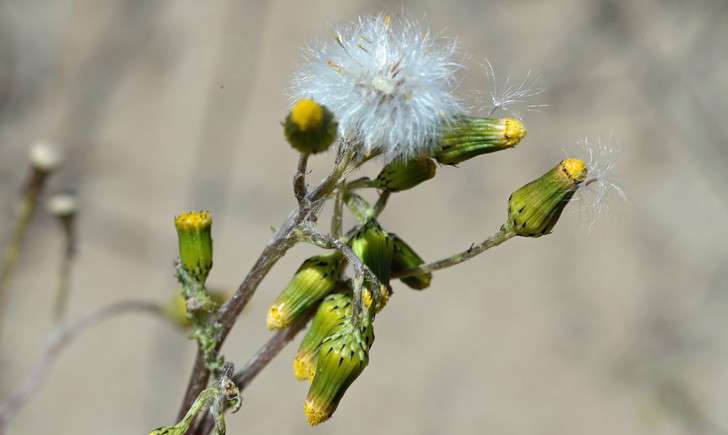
[293,153,309,207]
[177,147,352,419]
[192,312,313,435]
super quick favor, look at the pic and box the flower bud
[284,99,338,154]
[174,211,213,283]
[350,219,393,287]
[267,252,344,330]
[293,292,353,381]
[390,233,432,290]
[433,117,526,165]
[374,156,437,192]
[304,316,374,425]
[362,284,390,313]
[506,159,587,237]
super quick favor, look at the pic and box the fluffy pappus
[569,137,626,230]
[290,14,463,161]
[482,58,548,118]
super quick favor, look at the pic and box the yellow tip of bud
[304,400,330,426]
[503,118,527,146]
[266,302,290,330]
[362,285,390,313]
[290,99,324,132]
[560,159,588,183]
[174,211,212,231]
[293,354,315,381]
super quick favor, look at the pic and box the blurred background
[1,0,727,434]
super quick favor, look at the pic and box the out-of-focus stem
[53,216,77,322]
[0,300,165,431]
[0,169,52,335]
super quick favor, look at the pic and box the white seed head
[290,14,463,161]
[47,193,78,217]
[568,137,626,230]
[482,58,547,118]
[29,140,63,172]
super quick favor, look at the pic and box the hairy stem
[297,226,381,322]
[177,146,352,419]
[293,153,309,207]
[330,185,344,238]
[0,300,165,430]
[393,227,516,278]
[192,312,314,435]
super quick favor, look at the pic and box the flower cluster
[162,11,624,434]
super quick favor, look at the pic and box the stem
[393,227,517,278]
[192,312,313,435]
[372,191,390,218]
[343,191,373,223]
[53,217,77,322]
[0,300,165,430]
[177,146,352,418]
[331,185,344,238]
[293,153,309,207]
[298,226,381,322]
[0,169,51,336]
[345,176,374,190]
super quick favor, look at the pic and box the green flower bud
[433,117,526,165]
[174,211,213,283]
[267,252,344,330]
[284,99,338,154]
[293,292,353,381]
[362,285,390,313]
[351,219,393,312]
[304,316,374,425]
[390,234,432,290]
[506,159,588,237]
[374,156,437,192]
[350,219,393,286]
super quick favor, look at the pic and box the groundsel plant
[0,12,623,435]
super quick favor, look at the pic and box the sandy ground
[1,1,728,434]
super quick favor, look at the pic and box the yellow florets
[266,302,290,330]
[304,399,329,426]
[503,118,527,147]
[362,285,390,312]
[560,158,588,183]
[290,99,324,132]
[174,211,212,231]
[293,353,315,381]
